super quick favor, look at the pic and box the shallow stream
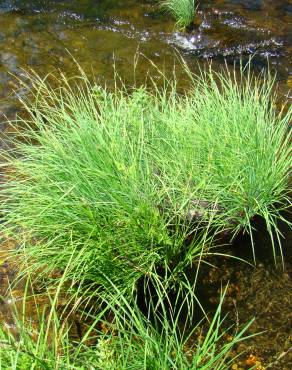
[0,1,291,369]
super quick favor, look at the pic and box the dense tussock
[0,64,291,294]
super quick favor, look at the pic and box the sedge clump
[160,0,196,30]
[1,63,291,294]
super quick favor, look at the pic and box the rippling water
[0,0,291,116]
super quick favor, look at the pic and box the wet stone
[0,101,18,124]
[0,52,19,74]
[0,71,9,85]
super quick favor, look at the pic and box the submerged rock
[0,52,19,74]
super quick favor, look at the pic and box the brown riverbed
[0,1,291,368]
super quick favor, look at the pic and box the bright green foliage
[0,65,291,295]
[0,277,75,370]
[1,77,206,294]
[93,276,254,370]
[161,0,195,29]
[0,273,253,369]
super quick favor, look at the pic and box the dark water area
[0,1,291,369]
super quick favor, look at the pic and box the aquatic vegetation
[0,272,253,369]
[0,63,291,296]
[0,277,77,369]
[160,0,195,29]
[93,277,254,370]
[0,71,211,295]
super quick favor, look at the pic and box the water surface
[0,0,291,113]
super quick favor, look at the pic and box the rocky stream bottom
[0,214,291,369]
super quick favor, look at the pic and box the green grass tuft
[0,63,291,295]
[0,271,254,369]
[160,0,195,29]
[92,275,255,370]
